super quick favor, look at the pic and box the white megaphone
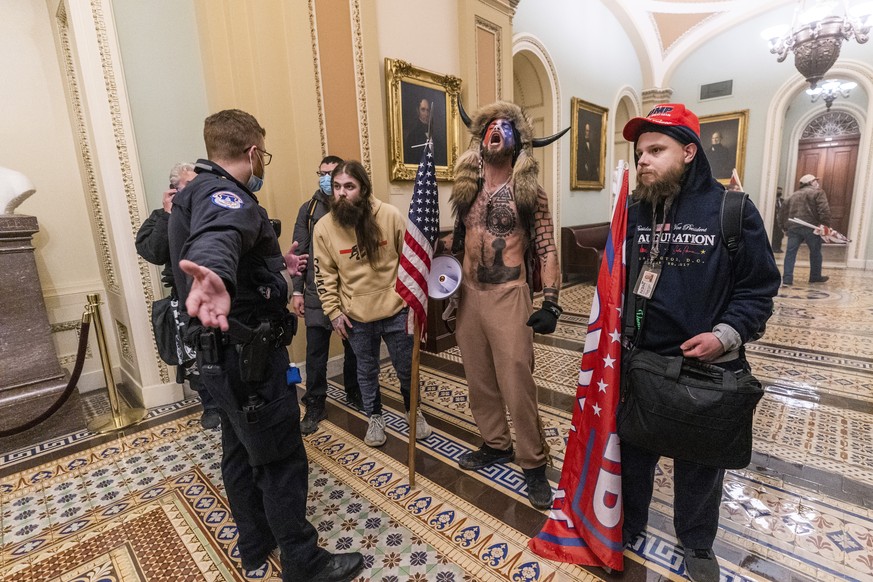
[427,255,462,299]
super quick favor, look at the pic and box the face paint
[482,119,515,152]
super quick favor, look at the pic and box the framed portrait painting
[385,58,461,181]
[698,110,749,185]
[570,97,609,190]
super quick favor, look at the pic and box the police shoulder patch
[210,191,244,210]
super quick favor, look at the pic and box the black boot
[300,404,327,435]
[523,465,553,510]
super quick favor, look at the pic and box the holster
[237,321,272,383]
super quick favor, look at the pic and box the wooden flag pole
[407,317,422,486]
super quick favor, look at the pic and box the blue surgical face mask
[247,149,264,192]
[319,173,332,194]
[247,173,263,192]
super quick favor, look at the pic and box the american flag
[529,164,629,571]
[395,140,440,337]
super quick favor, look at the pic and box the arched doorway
[795,111,860,237]
[512,35,562,238]
[612,93,639,210]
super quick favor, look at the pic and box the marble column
[0,215,84,451]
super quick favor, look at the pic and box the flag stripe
[529,166,630,570]
[395,140,440,337]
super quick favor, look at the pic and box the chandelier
[807,78,857,109]
[762,1,873,88]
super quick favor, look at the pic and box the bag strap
[306,197,319,236]
[720,189,746,258]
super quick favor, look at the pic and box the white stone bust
[0,167,36,215]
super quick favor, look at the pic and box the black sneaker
[684,548,720,582]
[781,278,793,286]
[809,276,829,283]
[457,445,514,470]
[200,409,221,429]
[300,406,327,435]
[523,466,553,510]
[346,391,363,410]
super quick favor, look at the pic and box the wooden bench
[561,222,610,282]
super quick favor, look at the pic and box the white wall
[111,0,210,211]
[0,1,102,292]
[514,0,643,226]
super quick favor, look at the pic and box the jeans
[783,227,823,282]
[301,325,359,409]
[345,308,412,416]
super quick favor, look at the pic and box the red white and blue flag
[395,140,440,338]
[528,164,630,571]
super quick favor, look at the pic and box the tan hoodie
[312,198,406,323]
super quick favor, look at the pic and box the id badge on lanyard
[634,205,669,300]
[633,261,662,299]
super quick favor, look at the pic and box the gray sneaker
[406,410,432,441]
[364,414,387,447]
[684,548,720,582]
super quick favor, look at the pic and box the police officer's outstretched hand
[180,259,230,331]
[284,241,308,276]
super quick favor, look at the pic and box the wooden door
[795,136,859,234]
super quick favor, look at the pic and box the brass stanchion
[85,293,147,433]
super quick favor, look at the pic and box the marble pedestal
[0,215,84,453]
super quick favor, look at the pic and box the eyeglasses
[316,171,332,177]
[248,146,272,166]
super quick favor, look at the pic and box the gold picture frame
[698,110,749,185]
[385,58,461,181]
[570,97,608,190]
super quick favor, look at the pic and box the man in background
[780,174,832,285]
[135,162,219,429]
[292,155,362,435]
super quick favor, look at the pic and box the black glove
[526,300,562,334]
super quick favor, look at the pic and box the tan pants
[455,283,546,469]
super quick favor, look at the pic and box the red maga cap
[622,103,700,142]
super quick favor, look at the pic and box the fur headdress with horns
[451,101,539,219]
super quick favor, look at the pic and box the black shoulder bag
[617,207,764,470]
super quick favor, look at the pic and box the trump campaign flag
[395,140,440,337]
[528,164,629,571]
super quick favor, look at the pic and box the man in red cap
[619,104,780,581]
[778,174,832,285]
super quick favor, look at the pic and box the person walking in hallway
[779,174,832,285]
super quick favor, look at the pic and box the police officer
[168,109,363,582]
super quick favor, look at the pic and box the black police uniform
[168,159,329,579]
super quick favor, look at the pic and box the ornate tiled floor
[2,266,872,581]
